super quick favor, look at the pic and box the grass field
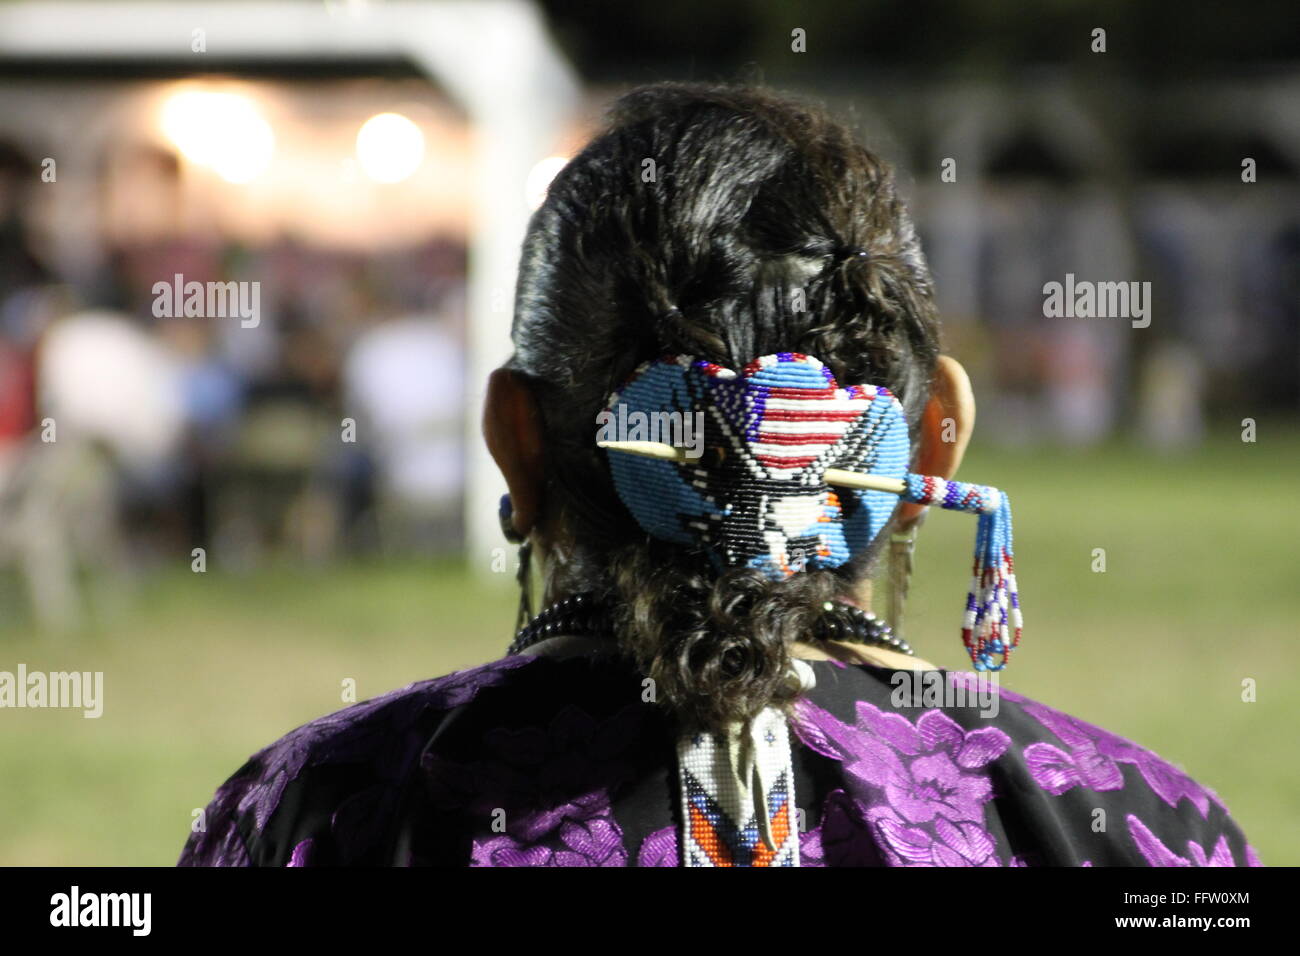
[1,428,1297,865]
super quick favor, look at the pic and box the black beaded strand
[507,593,612,656]
[811,600,913,657]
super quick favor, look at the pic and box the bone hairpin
[597,440,908,495]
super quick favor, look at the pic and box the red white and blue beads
[606,352,910,577]
[602,353,1023,672]
[901,474,1023,670]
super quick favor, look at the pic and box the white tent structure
[0,0,580,575]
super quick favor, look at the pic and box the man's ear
[483,367,545,539]
[896,355,976,526]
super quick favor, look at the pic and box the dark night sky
[535,0,1300,84]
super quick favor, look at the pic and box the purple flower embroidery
[793,698,1011,826]
[791,699,1013,867]
[1023,739,1125,795]
[799,826,823,866]
[287,838,316,867]
[863,804,1004,867]
[1127,814,1237,867]
[995,683,1226,817]
[637,826,678,867]
[799,789,886,867]
[473,814,627,867]
[183,813,251,867]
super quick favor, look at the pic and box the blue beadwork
[600,353,1023,671]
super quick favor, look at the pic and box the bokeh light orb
[355,112,425,184]
[161,90,274,184]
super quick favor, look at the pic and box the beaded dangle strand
[899,475,1022,670]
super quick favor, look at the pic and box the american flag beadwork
[601,353,1023,672]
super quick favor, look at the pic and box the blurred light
[355,113,425,184]
[161,90,274,184]
[525,155,569,209]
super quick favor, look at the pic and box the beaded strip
[678,704,801,867]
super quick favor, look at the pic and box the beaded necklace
[508,592,913,659]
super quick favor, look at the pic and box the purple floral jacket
[178,651,1260,867]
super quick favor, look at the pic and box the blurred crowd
[0,139,468,627]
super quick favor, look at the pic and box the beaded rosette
[602,352,1023,672]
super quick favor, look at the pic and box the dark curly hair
[508,82,941,734]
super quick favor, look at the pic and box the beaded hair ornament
[599,352,1022,671]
